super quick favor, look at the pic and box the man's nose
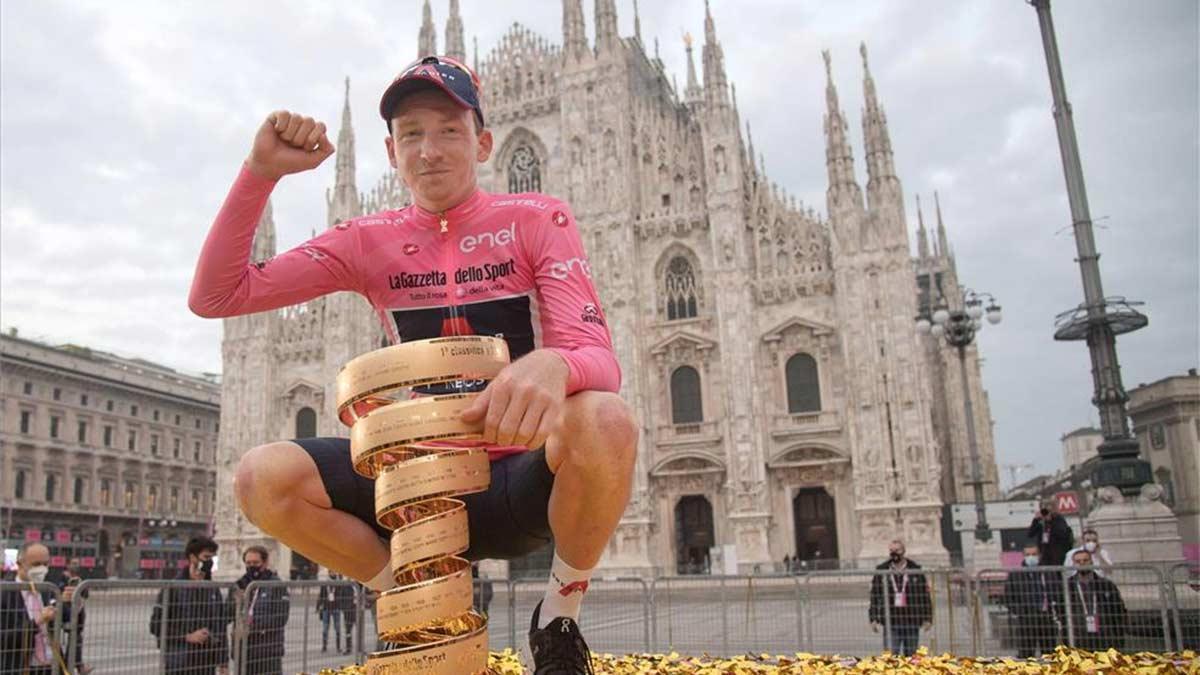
[419,135,442,161]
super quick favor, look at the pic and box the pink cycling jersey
[189,165,620,459]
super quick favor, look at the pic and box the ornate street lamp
[916,289,1002,542]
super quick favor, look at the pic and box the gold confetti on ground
[317,646,1198,674]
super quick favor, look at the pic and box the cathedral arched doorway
[792,487,838,569]
[674,495,714,575]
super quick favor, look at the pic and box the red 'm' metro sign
[1054,491,1080,515]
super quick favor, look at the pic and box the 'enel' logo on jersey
[460,222,516,253]
[549,257,592,280]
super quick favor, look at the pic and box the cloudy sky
[2,1,1196,487]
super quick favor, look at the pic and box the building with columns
[1128,369,1200,562]
[214,0,1000,575]
[1,331,220,578]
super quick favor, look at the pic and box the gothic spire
[418,0,437,57]
[562,0,588,61]
[860,42,897,195]
[684,33,701,101]
[328,77,360,224]
[633,0,642,44]
[473,36,479,72]
[916,194,930,259]
[594,0,618,53]
[822,50,862,206]
[445,0,466,62]
[935,191,950,258]
[746,121,756,176]
[701,0,729,106]
[252,199,276,261]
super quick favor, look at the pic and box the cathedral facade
[213,0,1000,577]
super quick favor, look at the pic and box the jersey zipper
[439,211,463,336]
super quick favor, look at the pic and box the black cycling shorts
[294,437,554,561]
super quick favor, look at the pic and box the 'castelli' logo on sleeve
[402,243,421,255]
[459,222,516,253]
[581,303,605,325]
[552,211,569,227]
[548,257,592,280]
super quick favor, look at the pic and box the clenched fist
[245,110,335,181]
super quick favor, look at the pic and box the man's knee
[234,442,318,527]
[563,392,638,472]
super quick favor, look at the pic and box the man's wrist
[243,158,284,182]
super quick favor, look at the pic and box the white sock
[539,552,593,629]
[364,558,395,592]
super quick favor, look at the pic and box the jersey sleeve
[188,164,363,318]
[522,200,621,394]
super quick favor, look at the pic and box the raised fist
[246,110,335,181]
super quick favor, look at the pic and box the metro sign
[1054,490,1080,515]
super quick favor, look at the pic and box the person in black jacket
[868,540,932,656]
[150,536,231,675]
[1027,502,1074,566]
[1002,543,1059,657]
[1056,549,1127,651]
[316,574,346,654]
[56,559,91,674]
[1,542,57,675]
[232,546,289,675]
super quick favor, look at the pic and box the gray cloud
[2,1,1196,485]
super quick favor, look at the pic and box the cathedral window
[664,256,699,320]
[670,366,703,424]
[785,353,821,413]
[508,145,541,193]
[295,407,317,439]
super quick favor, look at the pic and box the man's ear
[476,129,494,163]
[385,134,399,170]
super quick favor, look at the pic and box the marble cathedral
[213,0,1001,577]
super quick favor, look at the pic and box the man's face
[244,551,264,572]
[1024,545,1039,558]
[18,544,50,579]
[888,543,905,559]
[385,88,492,212]
[1073,550,1092,568]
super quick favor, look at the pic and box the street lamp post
[917,289,1002,542]
[1029,0,1150,495]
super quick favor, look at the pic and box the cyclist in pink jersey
[189,56,637,674]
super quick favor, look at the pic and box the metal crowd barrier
[795,568,969,657]
[974,563,1174,657]
[5,562,1193,673]
[1166,562,1200,651]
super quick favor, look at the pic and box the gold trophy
[335,336,510,675]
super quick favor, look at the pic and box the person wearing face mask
[150,536,232,675]
[1055,549,1127,651]
[1064,529,1115,578]
[867,540,932,656]
[1002,543,1059,658]
[230,546,289,675]
[1,542,57,674]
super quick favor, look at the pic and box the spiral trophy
[335,336,510,675]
